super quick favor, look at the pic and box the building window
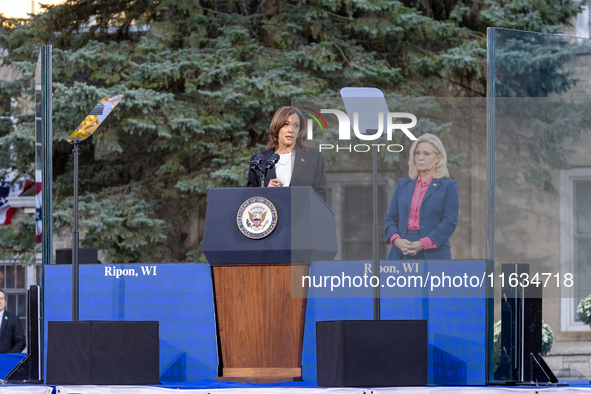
[560,169,591,331]
[0,264,27,328]
[326,172,396,261]
[342,185,388,260]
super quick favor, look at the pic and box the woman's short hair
[408,133,449,179]
[266,106,309,152]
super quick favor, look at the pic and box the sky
[0,0,65,18]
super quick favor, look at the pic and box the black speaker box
[47,321,160,385]
[316,320,427,387]
[55,248,99,264]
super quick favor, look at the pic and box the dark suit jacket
[0,309,25,353]
[247,148,328,202]
[384,177,459,260]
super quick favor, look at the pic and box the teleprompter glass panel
[289,93,488,384]
[35,46,52,266]
[488,27,591,382]
[292,96,486,266]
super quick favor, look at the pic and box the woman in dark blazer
[385,133,458,259]
[247,106,328,202]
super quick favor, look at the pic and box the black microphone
[265,153,280,171]
[249,153,264,171]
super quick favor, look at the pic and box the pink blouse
[390,175,438,251]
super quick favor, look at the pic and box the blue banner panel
[301,260,487,385]
[0,353,26,379]
[44,263,218,382]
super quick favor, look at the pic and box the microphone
[265,154,280,171]
[249,153,264,171]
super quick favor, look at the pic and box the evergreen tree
[0,0,585,263]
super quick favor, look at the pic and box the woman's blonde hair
[408,133,449,179]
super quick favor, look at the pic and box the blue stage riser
[301,260,488,385]
[43,263,218,382]
[44,260,488,384]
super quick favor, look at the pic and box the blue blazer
[384,177,459,260]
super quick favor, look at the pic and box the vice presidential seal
[237,197,278,239]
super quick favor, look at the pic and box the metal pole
[372,145,380,319]
[38,44,52,384]
[486,28,496,383]
[259,171,265,187]
[486,27,495,262]
[41,46,53,265]
[72,142,80,322]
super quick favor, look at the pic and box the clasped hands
[394,238,424,256]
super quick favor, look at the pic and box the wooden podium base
[212,264,309,383]
[216,367,302,383]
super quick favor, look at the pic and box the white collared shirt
[275,153,292,187]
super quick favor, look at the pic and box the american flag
[35,181,42,243]
[0,177,32,226]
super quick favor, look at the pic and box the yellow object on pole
[67,95,123,142]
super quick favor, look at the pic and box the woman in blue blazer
[385,133,458,259]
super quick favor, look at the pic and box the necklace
[275,147,291,155]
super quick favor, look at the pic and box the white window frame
[576,5,591,39]
[560,168,591,331]
[0,262,36,335]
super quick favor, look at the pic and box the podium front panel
[203,187,336,265]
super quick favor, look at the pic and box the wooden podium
[203,187,337,382]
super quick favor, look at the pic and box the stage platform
[0,387,51,394]
[0,381,590,394]
[45,381,591,394]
